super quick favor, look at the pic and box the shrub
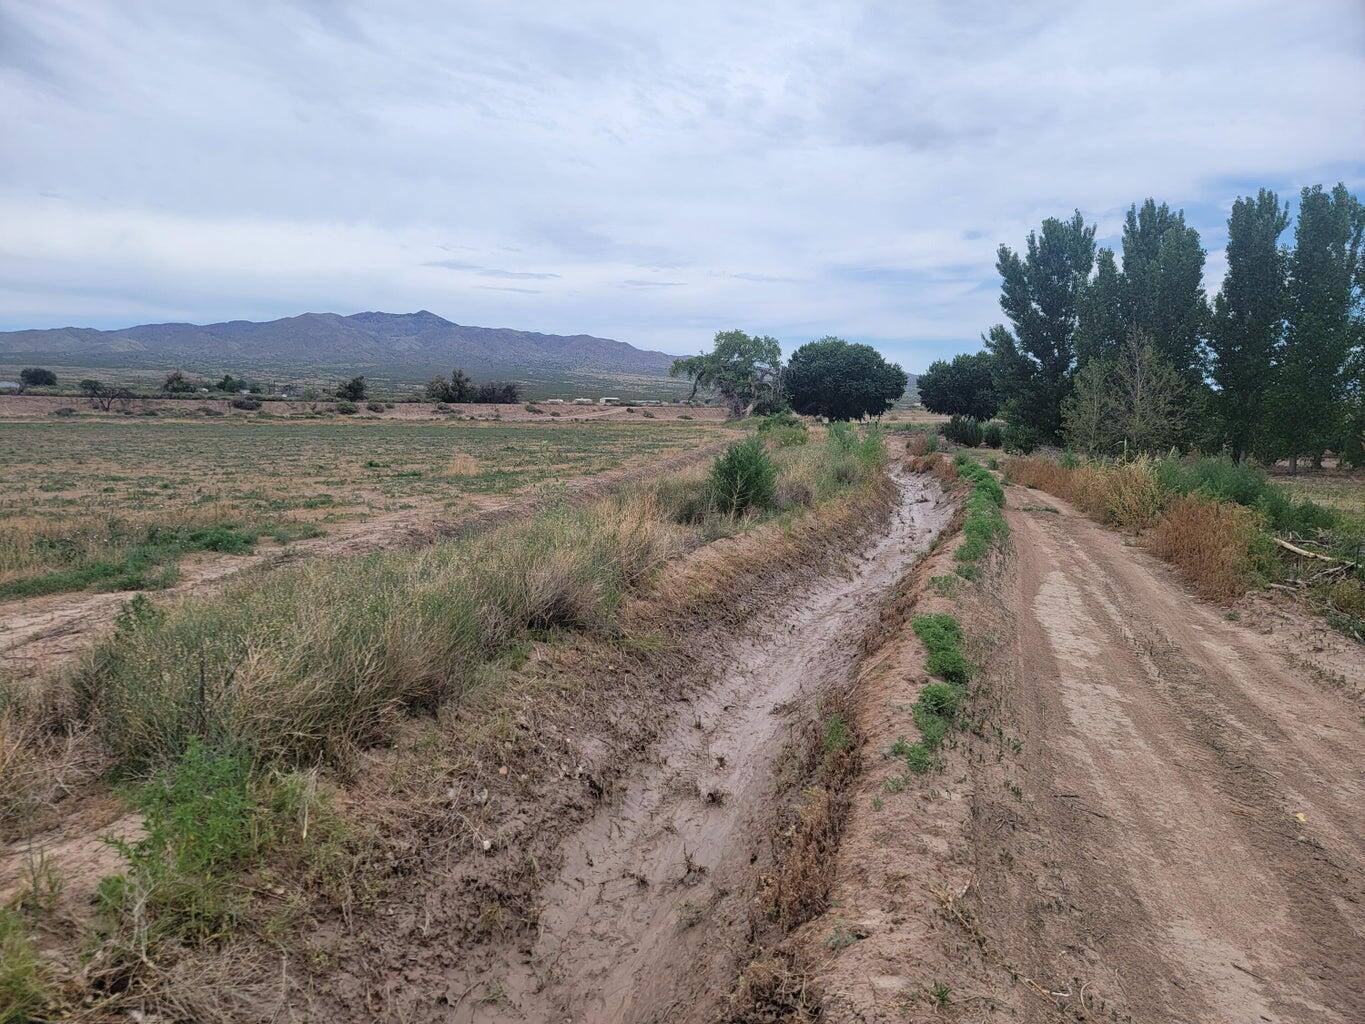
[982,422,1003,448]
[366,401,385,413]
[943,415,984,447]
[230,397,262,411]
[642,410,656,418]
[1001,423,1039,454]
[756,411,809,448]
[50,407,76,418]
[709,437,777,517]
[334,401,358,415]
[1148,494,1269,601]
[906,430,938,456]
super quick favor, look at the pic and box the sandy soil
[0,394,728,421]
[803,481,1365,1023]
[0,440,734,683]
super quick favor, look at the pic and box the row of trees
[425,369,521,405]
[670,332,908,420]
[919,184,1364,468]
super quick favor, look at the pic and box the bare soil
[802,482,1365,1023]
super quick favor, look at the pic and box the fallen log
[1272,536,1358,568]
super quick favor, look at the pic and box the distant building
[544,398,566,404]
[572,398,594,405]
[0,381,19,391]
[599,396,621,405]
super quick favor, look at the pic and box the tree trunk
[1288,454,1299,475]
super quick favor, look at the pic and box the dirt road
[965,492,1365,1022]
[806,481,1364,1023]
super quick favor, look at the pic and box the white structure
[599,396,621,405]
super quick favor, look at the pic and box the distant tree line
[917,183,1364,469]
[671,332,908,421]
[425,369,521,404]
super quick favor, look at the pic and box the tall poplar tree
[1119,199,1208,385]
[987,211,1096,443]
[1276,183,1364,471]
[1209,190,1290,461]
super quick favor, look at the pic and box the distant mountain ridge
[0,310,677,380]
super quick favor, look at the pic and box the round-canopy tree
[916,351,999,420]
[785,337,908,421]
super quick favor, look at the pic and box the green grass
[952,454,1008,575]
[0,906,54,1024]
[898,614,973,774]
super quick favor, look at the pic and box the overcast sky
[2,1,1363,371]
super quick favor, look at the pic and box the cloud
[0,0,1362,370]
[424,260,560,279]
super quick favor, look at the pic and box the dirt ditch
[282,462,954,1024]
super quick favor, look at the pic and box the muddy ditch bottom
[449,468,954,1023]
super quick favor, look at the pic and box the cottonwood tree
[1275,183,1364,472]
[670,329,783,418]
[784,336,908,421]
[987,211,1096,443]
[916,351,997,420]
[19,367,57,391]
[1209,190,1290,461]
[335,376,368,402]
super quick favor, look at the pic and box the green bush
[943,415,983,447]
[756,410,809,447]
[334,401,359,415]
[366,401,385,413]
[230,397,262,411]
[1154,455,1340,537]
[1001,423,1039,454]
[709,437,777,517]
[982,422,1003,448]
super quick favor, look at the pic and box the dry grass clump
[444,452,483,476]
[65,493,681,774]
[1008,455,1163,531]
[1148,494,1267,600]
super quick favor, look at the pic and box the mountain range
[0,310,678,382]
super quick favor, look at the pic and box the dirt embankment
[800,480,1365,1023]
[0,439,735,682]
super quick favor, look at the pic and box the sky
[2,1,1363,372]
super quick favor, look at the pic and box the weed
[710,437,777,517]
[0,908,54,1022]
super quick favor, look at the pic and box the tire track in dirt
[974,493,1365,1023]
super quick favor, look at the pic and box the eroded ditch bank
[288,463,956,1024]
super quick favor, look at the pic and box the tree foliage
[987,211,1096,443]
[1209,190,1290,461]
[1274,183,1364,468]
[916,351,997,420]
[162,371,195,393]
[1062,332,1188,456]
[784,336,907,421]
[335,376,368,402]
[671,329,783,418]
[19,367,56,390]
